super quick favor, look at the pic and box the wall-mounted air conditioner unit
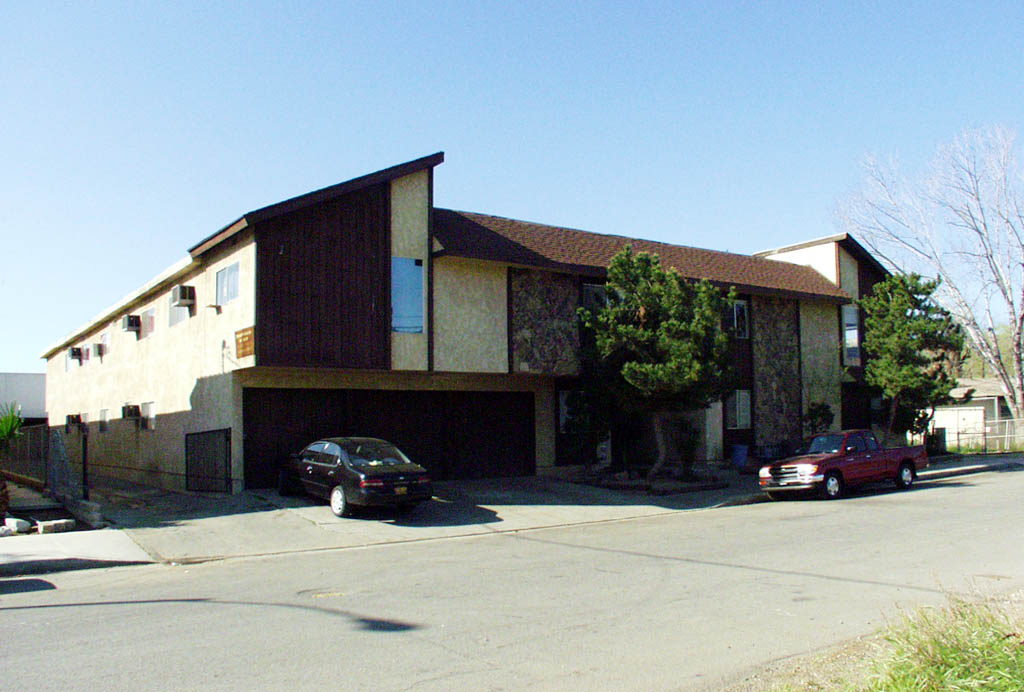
[122,404,141,419]
[171,285,196,307]
[122,315,141,332]
[68,347,83,362]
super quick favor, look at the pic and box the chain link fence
[930,418,1024,454]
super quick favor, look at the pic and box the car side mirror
[845,445,856,453]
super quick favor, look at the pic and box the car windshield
[807,434,844,454]
[339,440,411,467]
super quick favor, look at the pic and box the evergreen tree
[577,246,735,479]
[857,273,964,443]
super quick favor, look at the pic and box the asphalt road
[3,468,1024,691]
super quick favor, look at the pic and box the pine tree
[578,246,735,479]
[857,273,964,444]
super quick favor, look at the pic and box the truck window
[864,433,880,452]
[846,434,867,452]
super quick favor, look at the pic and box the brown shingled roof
[433,209,851,303]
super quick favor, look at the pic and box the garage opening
[242,388,535,488]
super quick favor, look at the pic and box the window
[140,402,155,431]
[725,300,749,339]
[864,432,879,452]
[301,442,326,463]
[391,257,423,333]
[216,262,239,306]
[99,409,109,433]
[842,304,861,366]
[169,294,190,327]
[581,283,609,312]
[139,308,156,339]
[725,390,751,429]
[846,433,866,452]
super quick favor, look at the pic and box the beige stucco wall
[390,170,430,371]
[799,300,842,434]
[236,367,556,469]
[43,235,256,491]
[838,246,860,298]
[433,257,508,373]
[764,243,837,284]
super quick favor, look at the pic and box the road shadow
[766,477,974,503]
[0,577,57,594]
[0,596,422,633]
[356,498,501,527]
[0,557,150,578]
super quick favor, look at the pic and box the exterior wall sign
[235,327,255,359]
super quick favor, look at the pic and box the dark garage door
[242,388,536,488]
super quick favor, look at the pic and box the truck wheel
[895,462,914,490]
[821,472,844,500]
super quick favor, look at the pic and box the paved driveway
[93,474,761,564]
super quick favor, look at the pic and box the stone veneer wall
[509,269,580,376]
[752,295,802,446]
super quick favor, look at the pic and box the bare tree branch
[838,126,1024,419]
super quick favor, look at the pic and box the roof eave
[188,151,445,258]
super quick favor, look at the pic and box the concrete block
[5,516,32,533]
[36,519,76,534]
[65,499,106,529]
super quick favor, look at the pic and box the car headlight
[758,466,772,478]
[794,464,819,475]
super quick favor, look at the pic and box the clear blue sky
[4,2,1024,373]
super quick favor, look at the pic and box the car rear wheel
[821,472,844,500]
[895,462,915,490]
[330,485,351,517]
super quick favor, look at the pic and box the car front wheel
[821,472,844,500]
[895,462,914,490]
[330,485,351,517]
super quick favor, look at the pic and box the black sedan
[278,437,433,517]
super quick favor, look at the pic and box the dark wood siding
[723,294,755,449]
[243,387,536,488]
[255,183,390,369]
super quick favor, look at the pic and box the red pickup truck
[758,429,928,500]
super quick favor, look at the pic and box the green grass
[861,597,1024,691]
[763,597,1024,692]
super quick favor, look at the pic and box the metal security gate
[185,429,231,492]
